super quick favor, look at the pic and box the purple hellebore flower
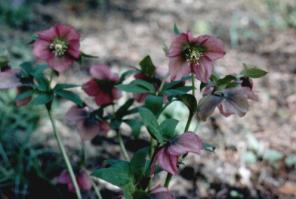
[33,24,80,73]
[66,105,110,140]
[168,32,225,82]
[82,65,122,106]
[197,86,258,121]
[150,132,203,175]
[57,169,92,192]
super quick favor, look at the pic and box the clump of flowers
[1,23,267,199]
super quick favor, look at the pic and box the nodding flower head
[57,169,92,192]
[82,65,122,106]
[33,24,80,73]
[150,132,203,175]
[168,32,225,82]
[66,105,110,140]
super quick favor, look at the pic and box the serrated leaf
[163,86,192,96]
[216,75,237,87]
[241,64,267,78]
[55,90,84,107]
[139,55,156,77]
[144,95,163,116]
[160,118,178,140]
[139,107,163,144]
[20,61,34,75]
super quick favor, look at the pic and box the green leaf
[139,107,163,144]
[133,190,150,199]
[241,64,268,78]
[173,23,180,35]
[35,73,50,91]
[55,90,84,107]
[285,154,296,167]
[139,55,156,77]
[15,90,33,101]
[0,56,8,68]
[31,93,53,105]
[163,86,192,96]
[130,148,149,180]
[116,80,155,93]
[92,161,132,187]
[33,64,48,76]
[144,95,163,116]
[160,119,178,140]
[120,69,138,82]
[20,62,34,75]
[124,119,142,138]
[177,94,198,116]
[115,99,134,119]
[54,83,80,91]
[216,75,237,88]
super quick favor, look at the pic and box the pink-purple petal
[193,56,213,83]
[168,132,203,156]
[0,69,21,89]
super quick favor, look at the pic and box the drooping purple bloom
[197,86,258,120]
[151,132,203,175]
[168,32,225,82]
[57,169,92,192]
[82,65,122,106]
[66,105,110,140]
[33,24,80,72]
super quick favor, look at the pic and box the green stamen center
[183,45,205,63]
[49,38,68,57]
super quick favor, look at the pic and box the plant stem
[46,108,82,199]
[91,178,103,199]
[191,73,195,95]
[117,132,130,161]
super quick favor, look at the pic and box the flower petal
[90,65,119,81]
[219,87,250,117]
[94,91,113,106]
[77,171,92,191]
[169,57,190,80]
[168,33,189,58]
[151,186,175,199]
[195,35,225,61]
[0,69,21,89]
[197,95,223,121]
[168,132,203,156]
[37,26,57,41]
[193,56,213,83]
[82,79,100,97]
[47,55,74,72]
[66,106,88,124]
[55,24,80,41]
[156,148,179,175]
[33,40,53,60]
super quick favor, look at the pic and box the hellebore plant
[0,23,267,199]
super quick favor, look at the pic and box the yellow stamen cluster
[49,38,68,57]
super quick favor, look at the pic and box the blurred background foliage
[0,0,296,198]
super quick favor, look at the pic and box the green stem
[91,178,103,199]
[117,132,130,161]
[46,108,82,199]
[191,73,195,95]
